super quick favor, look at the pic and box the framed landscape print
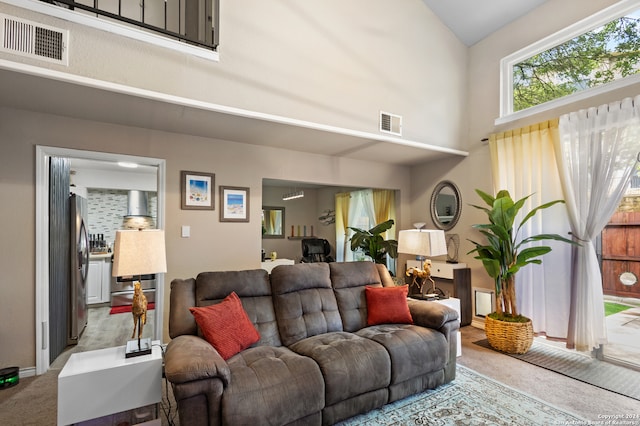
[220,186,250,222]
[181,171,215,210]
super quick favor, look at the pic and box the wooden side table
[58,341,162,425]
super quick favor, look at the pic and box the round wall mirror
[430,180,461,231]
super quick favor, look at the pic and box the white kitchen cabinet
[101,258,112,303]
[87,255,112,305]
[87,261,102,305]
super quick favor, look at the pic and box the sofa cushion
[270,263,343,346]
[289,331,390,407]
[329,261,385,332]
[169,278,198,338]
[223,346,324,425]
[195,269,282,347]
[356,324,448,385]
[365,285,413,325]
[189,292,260,360]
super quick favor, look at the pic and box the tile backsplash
[87,189,157,247]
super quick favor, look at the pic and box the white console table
[58,341,162,425]
[261,258,294,273]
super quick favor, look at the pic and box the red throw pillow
[365,285,413,326]
[189,292,260,360]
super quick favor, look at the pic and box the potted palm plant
[468,189,577,354]
[348,219,398,264]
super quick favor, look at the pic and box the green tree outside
[513,12,640,111]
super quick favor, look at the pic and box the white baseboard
[19,367,36,378]
[471,318,485,330]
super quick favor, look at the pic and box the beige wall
[261,186,322,262]
[0,107,411,368]
[1,0,468,149]
[409,0,640,306]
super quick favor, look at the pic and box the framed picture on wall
[220,186,250,222]
[181,171,215,210]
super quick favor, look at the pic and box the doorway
[35,146,166,375]
[600,169,640,369]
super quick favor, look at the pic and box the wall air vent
[0,14,68,66]
[380,111,402,136]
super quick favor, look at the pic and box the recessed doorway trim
[35,146,166,375]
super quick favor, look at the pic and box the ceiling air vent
[0,14,68,66]
[380,111,402,136]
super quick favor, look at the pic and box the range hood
[122,190,155,229]
[126,190,150,217]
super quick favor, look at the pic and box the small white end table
[58,341,162,425]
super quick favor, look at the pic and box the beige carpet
[474,337,640,400]
[458,326,639,422]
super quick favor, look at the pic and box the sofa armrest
[165,335,231,386]
[407,298,459,329]
[408,299,459,383]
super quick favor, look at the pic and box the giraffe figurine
[131,281,148,340]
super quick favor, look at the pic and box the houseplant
[348,219,398,264]
[468,189,577,354]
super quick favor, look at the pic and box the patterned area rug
[474,338,640,401]
[337,365,586,426]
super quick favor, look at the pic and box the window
[500,1,640,122]
[335,189,397,274]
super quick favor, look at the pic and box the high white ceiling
[422,0,549,46]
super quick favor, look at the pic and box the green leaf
[348,219,398,261]
[368,219,395,235]
[475,189,495,207]
[518,199,565,232]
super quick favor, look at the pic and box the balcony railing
[40,0,218,51]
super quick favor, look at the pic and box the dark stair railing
[41,0,218,51]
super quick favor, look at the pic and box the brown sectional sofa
[164,261,459,426]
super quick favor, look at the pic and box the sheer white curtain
[489,120,574,338]
[345,189,376,261]
[555,96,640,352]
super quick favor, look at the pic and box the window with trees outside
[500,2,640,119]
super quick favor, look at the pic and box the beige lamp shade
[112,229,167,277]
[397,229,447,257]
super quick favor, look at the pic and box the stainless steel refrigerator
[69,193,89,344]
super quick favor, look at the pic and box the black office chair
[301,238,335,263]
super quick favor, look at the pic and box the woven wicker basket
[485,315,533,354]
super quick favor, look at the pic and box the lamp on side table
[398,225,447,298]
[112,229,167,358]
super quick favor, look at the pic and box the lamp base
[125,337,152,358]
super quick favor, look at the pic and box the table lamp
[398,225,447,298]
[112,229,167,358]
